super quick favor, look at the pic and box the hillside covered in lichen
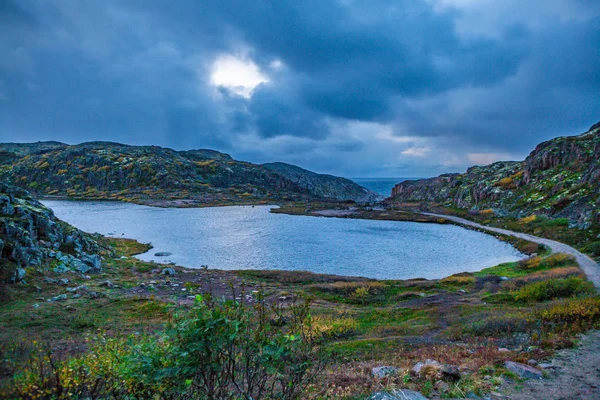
[0,142,377,205]
[390,122,600,228]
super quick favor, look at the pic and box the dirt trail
[500,330,600,400]
[423,212,600,291]
[422,213,600,399]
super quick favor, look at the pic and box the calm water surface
[350,177,421,197]
[42,201,524,280]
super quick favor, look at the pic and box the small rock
[32,303,40,308]
[72,294,82,299]
[504,361,543,379]
[58,278,69,285]
[154,252,173,257]
[411,359,441,376]
[53,264,70,273]
[498,348,511,352]
[538,362,554,369]
[370,389,429,400]
[49,294,67,302]
[34,285,42,293]
[458,289,467,294]
[12,268,26,283]
[434,380,450,393]
[162,268,176,276]
[67,285,88,292]
[484,375,492,380]
[527,359,538,366]
[371,366,399,379]
[441,364,461,380]
[100,280,114,288]
[500,276,509,281]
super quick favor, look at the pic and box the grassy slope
[2,233,600,398]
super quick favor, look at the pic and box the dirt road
[423,213,600,290]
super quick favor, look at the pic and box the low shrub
[539,253,575,269]
[513,277,595,303]
[537,297,600,332]
[440,274,476,286]
[10,296,327,400]
[540,218,570,227]
[465,314,530,337]
[312,316,359,340]
[517,256,542,270]
[583,241,600,257]
[519,215,537,224]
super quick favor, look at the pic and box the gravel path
[500,330,600,400]
[423,213,600,399]
[423,212,600,291]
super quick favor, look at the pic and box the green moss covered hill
[390,122,600,229]
[0,141,377,205]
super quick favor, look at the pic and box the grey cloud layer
[1,0,599,176]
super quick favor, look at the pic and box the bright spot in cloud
[210,54,269,98]
[269,59,284,70]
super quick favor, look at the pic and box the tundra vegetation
[2,232,599,398]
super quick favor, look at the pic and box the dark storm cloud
[1,0,599,176]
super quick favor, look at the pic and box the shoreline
[42,198,532,282]
[3,200,600,397]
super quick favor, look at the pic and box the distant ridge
[0,141,378,205]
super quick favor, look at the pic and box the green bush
[540,218,570,227]
[513,277,595,303]
[465,314,530,336]
[583,241,600,257]
[10,295,327,399]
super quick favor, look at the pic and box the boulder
[154,252,173,257]
[49,294,67,302]
[371,366,399,379]
[162,268,176,276]
[12,267,26,283]
[78,254,102,273]
[411,359,441,376]
[53,264,70,274]
[370,389,428,400]
[440,363,461,380]
[504,361,543,379]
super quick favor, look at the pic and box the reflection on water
[42,201,525,280]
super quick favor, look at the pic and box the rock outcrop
[390,122,600,227]
[263,162,379,203]
[0,141,376,203]
[0,184,105,282]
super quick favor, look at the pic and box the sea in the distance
[350,177,420,197]
[43,201,525,280]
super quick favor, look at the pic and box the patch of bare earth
[501,330,600,399]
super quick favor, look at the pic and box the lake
[42,201,525,280]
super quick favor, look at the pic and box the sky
[1,0,599,178]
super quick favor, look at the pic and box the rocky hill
[263,162,379,203]
[0,141,377,204]
[0,183,105,285]
[390,122,600,228]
